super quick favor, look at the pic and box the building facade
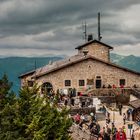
[19,40,140,93]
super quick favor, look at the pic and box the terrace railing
[84,88,132,97]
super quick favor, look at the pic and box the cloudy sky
[0,0,140,57]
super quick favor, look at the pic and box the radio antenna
[82,21,87,42]
[98,12,102,41]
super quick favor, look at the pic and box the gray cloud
[0,0,140,57]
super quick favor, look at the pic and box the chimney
[88,34,93,42]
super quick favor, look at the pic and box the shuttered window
[65,80,71,86]
[120,79,125,86]
[79,80,85,86]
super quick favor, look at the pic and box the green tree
[0,74,17,140]
[0,74,15,109]
[0,76,72,140]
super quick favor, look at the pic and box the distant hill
[0,54,140,93]
[0,57,62,93]
[110,53,140,72]
[110,53,125,63]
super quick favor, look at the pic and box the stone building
[19,40,140,93]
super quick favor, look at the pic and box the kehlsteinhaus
[19,39,140,94]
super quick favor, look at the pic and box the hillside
[110,53,125,63]
[117,55,140,72]
[0,57,62,93]
[110,53,140,72]
[0,54,140,93]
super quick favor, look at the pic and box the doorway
[96,79,102,88]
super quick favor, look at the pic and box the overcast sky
[0,0,140,57]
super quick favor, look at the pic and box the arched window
[41,82,53,95]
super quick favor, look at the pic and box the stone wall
[36,58,140,92]
[21,74,33,87]
[78,43,110,62]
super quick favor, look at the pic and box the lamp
[83,49,89,56]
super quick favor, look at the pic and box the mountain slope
[110,53,125,63]
[0,57,62,93]
[116,55,140,72]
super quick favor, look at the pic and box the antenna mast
[34,59,37,80]
[82,21,87,42]
[98,12,102,41]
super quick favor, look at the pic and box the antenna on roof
[98,12,102,41]
[82,21,87,42]
[49,60,53,65]
[35,59,37,70]
[34,59,37,80]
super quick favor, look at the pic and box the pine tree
[26,94,72,140]
[18,86,72,140]
[0,76,72,140]
[0,74,17,140]
[0,74,15,109]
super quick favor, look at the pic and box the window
[79,80,85,86]
[28,80,34,87]
[65,80,71,86]
[41,82,53,94]
[120,79,125,86]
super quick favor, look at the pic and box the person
[64,96,68,106]
[118,104,123,115]
[96,121,100,134]
[127,109,131,121]
[131,129,134,140]
[90,112,96,122]
[106,125,111,139]
[104,132,111,140]
[74,113,81,124]
[116,127,127,140]
[111,123,117,140]
[81,101,85,108]
[113,84,116,88]
[108,84,112,88]
[81,113,85,122]
[82,123,88,132]
[106,115,110,124]
[90,124,98,136]
[89,120,96,130]
[79,114,85,128]
[98,133,104,140]
[99,128,109,140]
[120,84,124,89]
[107,112,110,117]
[122,126,126,134]
[71,97,75,106]
[123,113,126,125]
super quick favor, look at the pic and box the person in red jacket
[116,127,127,140]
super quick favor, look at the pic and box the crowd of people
[45,88,138,140]
[72,111,130,140]
[70,106,139,140]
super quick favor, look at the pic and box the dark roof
[129,99,140,109]
[19,70,35,78]
[33,54,140,78]
[75,39,113,50]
